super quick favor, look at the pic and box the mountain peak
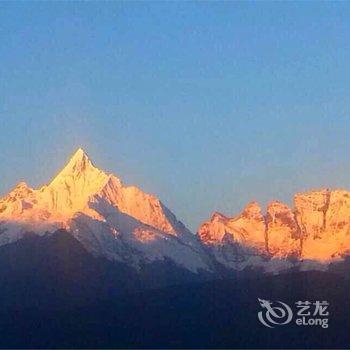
[2,181,33,201]
[42,148,109,214]
[71,147,88,159]
[48,148,105,184]
[14,181,30,190]
[210,211,227,221]
[65,148,92,174]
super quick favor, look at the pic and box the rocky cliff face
[198,188,350,269]
[296,189,350,260]
[198,202,266,251]
[266,201,301,258]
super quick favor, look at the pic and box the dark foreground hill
[0,230,349,348]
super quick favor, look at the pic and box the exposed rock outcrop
[198,188,350,268]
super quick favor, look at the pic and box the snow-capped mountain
[198,190,350,272]
[2,148,350,275]
[0,149,210,273]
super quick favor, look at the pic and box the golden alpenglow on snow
[2,148,350,275]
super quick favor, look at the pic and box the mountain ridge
[199,188,350,271]
[1,148,350,274]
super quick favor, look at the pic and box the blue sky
[1,2,350,230]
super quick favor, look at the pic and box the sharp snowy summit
[0,148,210,273]
[1,148,350,275]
